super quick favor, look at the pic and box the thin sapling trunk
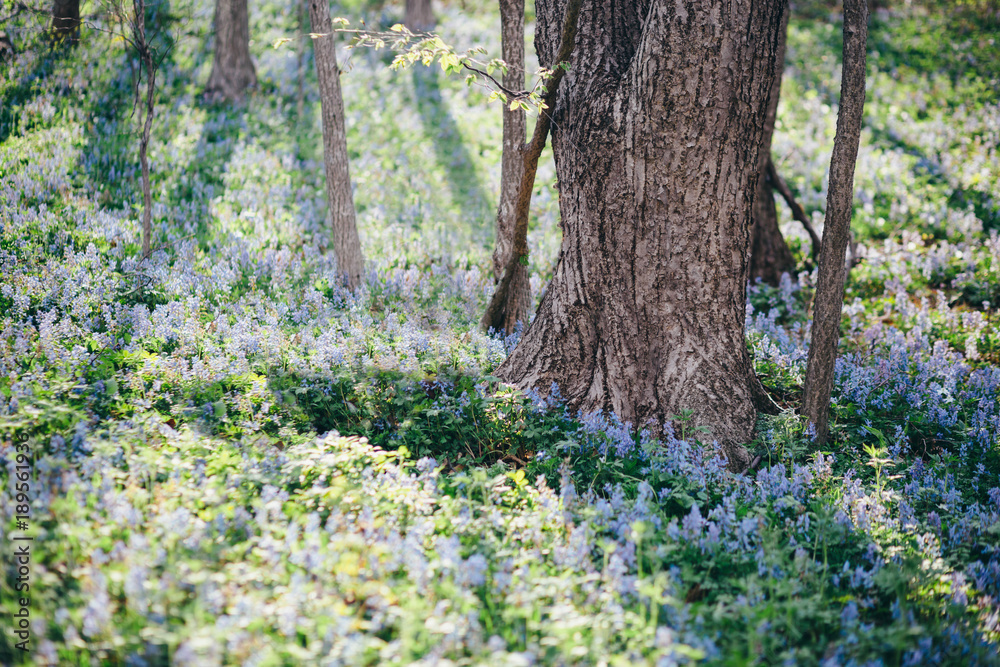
[488,0,530,334]
[129,0,157,259]
[802,0,869,444]
[139,58,155,259]
[296,0,307,121]
[310,0,365,288]
[481,0,582,334]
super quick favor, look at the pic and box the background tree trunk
[205,0,257,102]
[139,62,155,259]
[405,0,434,31]
[498,0,787,471]
[749,5,796,286]
[50,0,80,43]
[802,0,869,444]
[490,0,531,334]
[296,0,307,121]
[126,0,156,260]
[310,0,364,288]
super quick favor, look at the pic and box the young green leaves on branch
[271,19,559,114]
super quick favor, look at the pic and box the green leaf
[440,53,461,72]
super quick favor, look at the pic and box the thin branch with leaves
[272,20,554,113]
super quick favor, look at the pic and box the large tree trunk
[405,0,434,31]
[489,0,531,334]
[205,0,257,102]
[802,0,869,445]
[749,5,795,287]
[497,0,787,471]
[310,0,365,288]
[50,0,80,43]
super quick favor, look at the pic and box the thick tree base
[492,0,787,474]
[496,276,761,474]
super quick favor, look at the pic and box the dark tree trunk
[405,0,434,31]
[50,0,80,43]
[802,0,869,445]
[310,0,364,288]
[205,0,257,103]
[497,0,787,471]
[490,0,531,333]
[0,33,14,61]
[749,5,795,287]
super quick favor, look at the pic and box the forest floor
[2,1,1000,664]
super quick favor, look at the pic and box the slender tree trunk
[489,0,531,333]
[405,0,434,31]
[497,0,787,471]
[130,0,156,259]
[139,66,155,259]
[749,5,795,286]
[50,0,80,43]
[802,0,869,445]
[310,0,364,288]
[481,0,581,335]
[296,0,307,122]
[205,0,257,102]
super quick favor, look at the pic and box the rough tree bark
[748,5,795,286]
[802,0,869,445]
[405,0,434,31]
[50,0,80,43]
[489,0,531,334]
[205,0,257,102]
[310,0,364,288]
[496,0,787,471]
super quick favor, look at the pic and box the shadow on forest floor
[411,65,493,228]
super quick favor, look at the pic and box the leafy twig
[272,20,552,112]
